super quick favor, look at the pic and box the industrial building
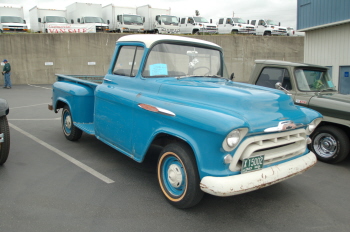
[297,0,350,94]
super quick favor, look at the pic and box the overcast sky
[0,0,298,28]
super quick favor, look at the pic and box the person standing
[2,59,11,89]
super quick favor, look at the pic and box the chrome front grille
[229,128,307,172]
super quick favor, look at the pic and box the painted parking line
[9,123,115,184]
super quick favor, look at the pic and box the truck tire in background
[157,142,203,209]
[0,115,10,165]
[310,125,349,163]
[62,105,83,141]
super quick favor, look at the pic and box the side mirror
[38,18,41,23]
[24,20,26,24]
[210,19,212,23]
[107,20,110,24]
[275,82,291,95]
[77,18,81,23]
[71,19,74,24]
[230,73,235,80]
[279,22,281,26]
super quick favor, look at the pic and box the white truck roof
[117,34,221,48]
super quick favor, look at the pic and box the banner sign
[47,24,96,33]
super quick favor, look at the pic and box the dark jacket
[3,63,11,73]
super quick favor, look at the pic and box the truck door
[217,18,224,33]
[94,45,144,154]
[256,19,266,35]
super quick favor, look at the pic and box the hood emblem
[264,120,297,132]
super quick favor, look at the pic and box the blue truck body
[50,34,322,208]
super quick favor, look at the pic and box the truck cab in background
[102,5,144,33]
[66,2,109,33]
[136,5,179,34]
[0,5,28,33]
[29,6,69,33]
[217,17,255,34]
[179,16,217,34]
[249,19,287,36]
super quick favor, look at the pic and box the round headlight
[307,118,322,135]
[222,128,248,152]
[226,130,240,147]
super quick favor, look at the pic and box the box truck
[102,4,144,33]
[136,5,179,34]
[29,6,69,33]
[0,5,28,33]
[66,2,109,32]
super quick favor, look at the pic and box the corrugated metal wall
[297,0,350,30]
[304,23,350,89]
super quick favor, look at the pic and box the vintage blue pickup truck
[49,34,322,208]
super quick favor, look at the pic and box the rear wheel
[310,126,349,163]
[0,116,10,165]
[157,142,203,208]
[62,105,82,141]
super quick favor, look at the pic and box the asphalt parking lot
[1,84,350,232]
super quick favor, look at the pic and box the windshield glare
[193,17,209,23]
[84,17,105,23]
[160,16,179,25]
[233,18,245,24]
[1,16,25,23]
[143,43,227,78]
[123,15,143,25]
[46,16,68,23]
[266,20,278,26]
[294,68,336,92]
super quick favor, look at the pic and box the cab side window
[256,67,291,90]
[218,18,224,24]
[113,46,144,77]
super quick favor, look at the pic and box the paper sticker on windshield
[327,81,334,87]
[150,64,168,76]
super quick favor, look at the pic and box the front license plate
[241,155,265,173]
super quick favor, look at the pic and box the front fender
[0,98,9,116]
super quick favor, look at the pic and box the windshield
[160,15,179,25]
[232,18,245,24]
[266,20,278,26]
[123,15,143,25]
[46,16,68,23]
[84,17,105,23]
[294,68,337,92]
[1,16,25,23]
[193,17,209,23]
[142,43,228,78]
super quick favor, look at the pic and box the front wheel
[310,126,349,163]
[62,105,82,141]
[0,116,10,165]
[157,142,203,208]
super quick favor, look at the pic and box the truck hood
[157,78,318,133]
[309,92,350,121]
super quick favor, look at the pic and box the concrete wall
[0,33,304,85]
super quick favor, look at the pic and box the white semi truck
[136,5,179,34]
[0,4,28,33]
[179,16,217,34]
[102,4,144,33]
[217,17,255,34]
[29,6,69,33]
[249,19,287,36]
[66,2,109,33]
